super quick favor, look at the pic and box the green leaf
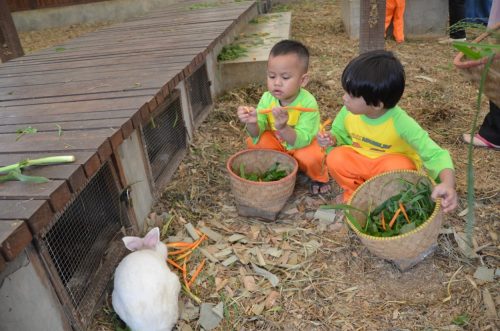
[11,171,49,183]
[399,222,416,234]
[452,43,483,60]
[452,313,470,326]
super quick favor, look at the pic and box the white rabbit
[112,227,181,331]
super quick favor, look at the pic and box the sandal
[309,181,331,195]
[462,133,500,150]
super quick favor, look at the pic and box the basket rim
[453,22,500,69]
[346,169,442,241]
[226,149,298,186]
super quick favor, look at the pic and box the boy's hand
[431,183,458,213]
[317,131,335,147]
[237,106,257,124]
[272,107,289,130]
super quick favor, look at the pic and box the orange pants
[385,0,405,43]
[246,131,329,183]
[326,146,416,202]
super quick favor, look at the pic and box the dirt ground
[17,1,499,330]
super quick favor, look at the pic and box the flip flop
[462,133,500,150]
[309,181,331,195]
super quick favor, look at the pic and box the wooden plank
[0,180,71,212]
[0,253,5,272]
[0,129,117,153]
[0,220,32,261]
[0,199,54,234]
[0,98,143,118]
[0,0,24,62]
[0,117,132,134]
[0,88,158,107]
[23,164,87,193]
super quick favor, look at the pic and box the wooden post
[0,0,24,62]
[359,0,386,54]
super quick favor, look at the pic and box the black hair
[269,39,310,71]
[341,50,405,109]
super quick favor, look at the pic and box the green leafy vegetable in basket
[236,162,288,182]
[322,179,436,237]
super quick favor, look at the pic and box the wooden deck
[0,0,258,271]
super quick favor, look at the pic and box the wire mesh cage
[37,161,129,329]
[142,91,188,187]
[186,62,213,126]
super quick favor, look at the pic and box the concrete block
[219,12,291,92]
[341,0,448,40]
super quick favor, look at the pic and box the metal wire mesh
[186,63,212,122]
[41,162,124,308]
[143,95,187,181]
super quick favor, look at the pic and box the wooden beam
[359,0,386,54]
[0,0,24,62]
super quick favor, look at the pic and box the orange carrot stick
[258,106,317,114]
[381,213,386,231]
[167,242,194,248]
[175,249,194,261]
[168,245,194,255]
[188,258,206,287]
[388,208,401,229]
[399,202,411,224]
[167,258,185,271]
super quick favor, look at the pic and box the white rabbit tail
[112,227,180,331]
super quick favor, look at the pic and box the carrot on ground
[399,202,411,224]
[188,258,206,287]
[381,213,386,231]
[388,208,402,229]
[320,119,332,133]
[167,258,185,271]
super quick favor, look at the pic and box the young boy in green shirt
[237,39,329,195]
[317,50,458,213]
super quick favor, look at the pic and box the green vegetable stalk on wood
[0,155,76,183]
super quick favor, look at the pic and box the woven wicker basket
[227,149,298,221]
[453,22,500,106]
[346,170,443,261]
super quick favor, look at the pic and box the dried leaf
[199,303,223,331]
[473,266,494,283]
[184,223,200,240]
[303,239,322,257]
[214,247,233,258]
[242,275,257,291]
[252,263,279,287]
[482,288,497,318]
[251,302,265,315]
[453,231,479,259]
[254,247,267,266]
[222,255,239,267]
[200,226,223,242]
[215,277,228,292]
[228,233,247,243]
[264,290,280,308]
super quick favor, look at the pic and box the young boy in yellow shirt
[317,50,457,213]
[237,39,329,195]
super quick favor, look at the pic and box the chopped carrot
[399,202,411,224]
[168,245,194,255]
[381,213,386,231]
[388,208,402,229]
[258,106,317,114]
[188,258,206,287]
[167,242,194,248]
[175,249,194,261]
[167,258,185,271]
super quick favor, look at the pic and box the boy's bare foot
[309,181,331,195]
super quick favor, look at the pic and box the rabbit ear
[122,236,144,251]
[143,227,160,249]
